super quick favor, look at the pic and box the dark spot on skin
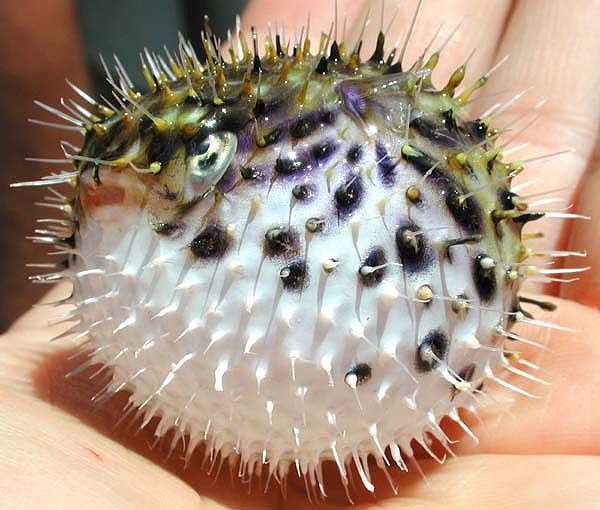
[312,141,337,163]
[359,247,387,287]
[499,188,518,210]
[319,110,335,124]
[395,222,432,272]
[347,144,362,163]
[289,116,316,139]
[473,254,497,304]
[376,142,397,186]
[240,166,264,181]
[345,363,372,386]
[279,259,308,291]
[264,226,298,257]
[464,119,488,142]
[416,329,449,372]
[445,185,483,235]
[442,109,459,134]
[253,99,267,116]
[410,116,460,148]
[190,225,229,259]
[213,108,252,133]
[147,132,177,167]
[334,175,363,217]
[263,127,283,146]
[292,183,315,201]
[275,156,307,176]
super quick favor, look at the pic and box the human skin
[1,0,600,508]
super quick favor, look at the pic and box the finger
[453,296,600,456]
[284,454,600,509]
[240,0,352,42]
[560,140,600,307]
[483,0,600,255]
[0,0,89,331]
[357,0,513,88]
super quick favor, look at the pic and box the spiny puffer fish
[14,8,563,497]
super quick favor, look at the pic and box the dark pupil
[196,151,218,169]
[193,139,210,155]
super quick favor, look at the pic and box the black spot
[292,183,315,201]
[319,110,335,124]
[442,109,459,134]
[345,363,372,386]
[410,116,459,148]
[464,119,488,142]
[359,247,387,287]
[240,165,264,181]
[347,144,362,163]
[264,226,298,257]
[473,254,497,304]
[416,329,449,372]
[190,225,229,259]
[289,116,316,139]
[395,223,431,272]
[499,188,518,210]
[376,142,397,186]
[147,132,177,167]
[275,156,307,176]
[279,259,308,291]
[263,127,283,146]
[334,175,363,216]
[445,185,483,234]
[312,141,337,163]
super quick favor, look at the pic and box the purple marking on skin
[216,166,238,193]
[375,141,397,186]
[236,130,255,155]
[338,81,367,121]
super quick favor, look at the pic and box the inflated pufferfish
[14,10,559,496]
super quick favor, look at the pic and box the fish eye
[188,131,237,189]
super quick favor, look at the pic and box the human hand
[1,1,599,509]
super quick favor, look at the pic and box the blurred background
[0,0,247,331]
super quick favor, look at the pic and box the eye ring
[188,131,237,189]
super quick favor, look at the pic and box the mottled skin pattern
[32,28,543,492]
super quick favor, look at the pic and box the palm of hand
[1,1,600,508]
